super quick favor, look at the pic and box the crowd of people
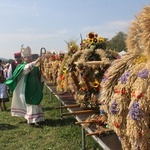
[0,46,45,127]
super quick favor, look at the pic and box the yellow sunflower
[91,80,100,88]
[98,37,105,43]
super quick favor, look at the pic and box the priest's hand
[35,56,43,64]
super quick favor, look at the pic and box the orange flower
[131,91,136,97]
[114,122,120,128]
[121,89,126,95]
[81,86,87,91]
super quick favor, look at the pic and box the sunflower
[88,32,95,39]
[93,38,98,43]
[134,55,147,64]
[82,39,87,44]
[94,33,98,38]
[62,67,67,74]
[98,37,105,43]
[90,80,100,88]
[87,38,93,43]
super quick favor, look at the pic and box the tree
[107,31,127,52]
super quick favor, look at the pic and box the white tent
[118,50,126,56]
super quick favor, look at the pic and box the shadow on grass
[0,123,18,131]
[43,106,55,111]
[43,117,76,127]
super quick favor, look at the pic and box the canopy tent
[118,50,126,56]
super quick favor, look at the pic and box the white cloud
[0,1,40,17]
[81,20,131,39]
[105,20,131,30]
[0,28,68,43]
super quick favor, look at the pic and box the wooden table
[44,81,122,150]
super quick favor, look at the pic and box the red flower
[137,93,143,99]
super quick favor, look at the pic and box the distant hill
[0,57,9,63]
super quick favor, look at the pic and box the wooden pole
[55,104,79,109]
[61,109,99,116]
[86,131,100,136]
[86,129,114,137]
[75,120,97,124]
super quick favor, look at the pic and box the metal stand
[44,83,122,150]
[81,126,86,150]
[60,102,64,119]
[44,84,48,94]
[49,90,52,102]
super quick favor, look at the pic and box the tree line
[106,31,127,52]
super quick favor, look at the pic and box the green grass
[0,86,102,150]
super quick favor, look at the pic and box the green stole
[5,63,43,105]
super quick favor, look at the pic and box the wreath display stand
[40,6,150,149]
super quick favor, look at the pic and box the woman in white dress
[0,60,9,111]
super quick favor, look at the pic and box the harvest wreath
[99,5,150,150]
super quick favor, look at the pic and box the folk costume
[7,52,22,79]
[5,47,44,125]
[0,61,9,111]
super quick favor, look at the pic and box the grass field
[0,86,102,150]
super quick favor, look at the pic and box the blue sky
[0,0,149,59]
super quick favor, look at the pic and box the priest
[5,46,45,126]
